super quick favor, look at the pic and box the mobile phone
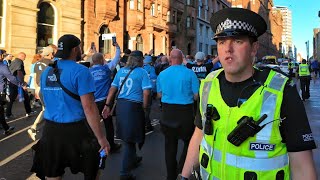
[112,36,116,46]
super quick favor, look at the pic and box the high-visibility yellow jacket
[298,64,310,76]
[198,69,290,180]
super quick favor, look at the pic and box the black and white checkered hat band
[216,18,258,36]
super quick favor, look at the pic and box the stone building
[83,0,197,57]
[270,7,284,58]
[196,0,231,56]
[0,0,82,76]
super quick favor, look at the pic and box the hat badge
[58,42,63,50]
[223,18,232,29]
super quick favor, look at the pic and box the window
[37,2,55,48]
[199,24,203,36]
[137,0,142,11]
[136,34,143,51]
[186,0,192,6]
[151,3,155,16]
[129,0,134,10]
[99,25,111,54]
[191,17,194,28]
[186,16,191,28]
[172,10,176,23]
[198,6,201,18]
[167,11,171,22]
[199,42,203,51]
[157,4,161,14]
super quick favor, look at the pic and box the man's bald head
[169,49,183,65]
[92,53,104,65]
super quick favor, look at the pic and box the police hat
[210,8,267,40]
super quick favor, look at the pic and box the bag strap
[51,60,81,101]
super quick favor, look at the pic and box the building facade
[270,7,284,58]
[227,0,278,59]
[314,28,320,60]
[196,0,230,56]
[274,6,293,58]
[0,0,82,76]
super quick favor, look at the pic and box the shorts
[30,119,100,180]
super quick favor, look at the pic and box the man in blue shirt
[90,42,121,153]
[143,55,157,132]
[157,49,199,180]
[102,50,152,180]
[31,34,110,180]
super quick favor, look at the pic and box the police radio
[204,104,220,135]
[227,114,267,146]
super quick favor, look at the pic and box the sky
[274,0,320,59]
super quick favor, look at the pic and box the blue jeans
[120,141,136,176]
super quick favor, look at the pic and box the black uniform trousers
[0,104,10,130]
[6,83,31,116]
[96,100,116,148]
[300,76,311,100]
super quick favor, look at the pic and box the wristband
[105,103,112,107]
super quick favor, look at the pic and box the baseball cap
[195,52,205,61]
[54,34,81,59]
[143,56,152,64]
[129,50,144,58]
[41,46,54,56]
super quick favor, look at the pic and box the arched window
[136,34,143,51]
[37,2,55,48]
[99,25,111,54]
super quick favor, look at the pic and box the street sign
[102,33,116,40]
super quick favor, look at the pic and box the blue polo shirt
[41,60,96,123]
[112,67,152,102]
[157,65,199,105]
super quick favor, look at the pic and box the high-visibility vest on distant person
[198,69,290,180]
[298,64,310,77]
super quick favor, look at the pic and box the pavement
[0,78,320,180]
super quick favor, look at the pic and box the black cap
[210,8,267,40]
[129,50,143,58]
[55,34,81,59]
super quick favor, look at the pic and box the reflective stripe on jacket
[198,69,290,180]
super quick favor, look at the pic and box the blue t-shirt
[90,64,112,102]
[157,65,199,105]
[41,60,96,123]
[143,64,157,92]
[112,67,152,102]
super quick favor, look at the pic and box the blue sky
[274,0,320,59]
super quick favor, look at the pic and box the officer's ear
[250,41,259,58]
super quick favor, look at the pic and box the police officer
[288,59,294,77]
[297,59,311,101]
[30,34,110,180]
[157,49,199,180]
[102,50,152,180]
[180,8,317,180]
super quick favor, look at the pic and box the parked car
[279,61,299,75]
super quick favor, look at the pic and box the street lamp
[305,40,309,61]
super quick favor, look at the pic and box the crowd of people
[0,7,318,180]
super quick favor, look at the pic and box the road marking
[0,140,37,166]
[7,116,28,124]
[0,126,31,143]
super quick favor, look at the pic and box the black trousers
[6,83,31,116]
[0,104,10,130]
[96,100,116,147]
[162,125,191,180]
[300,77,311,99]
